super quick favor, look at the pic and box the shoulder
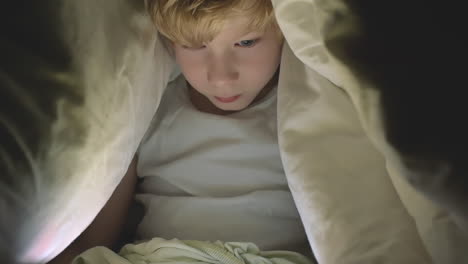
[137,74,186,151]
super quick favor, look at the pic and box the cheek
[241,45,281,83]
[175,52,206,86]
[261,42,282,70]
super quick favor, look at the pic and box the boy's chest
[139,102,286,197]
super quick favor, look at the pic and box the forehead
[213,16,264,40]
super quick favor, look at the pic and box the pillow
[0,0,174,263]
[272,0,468,263]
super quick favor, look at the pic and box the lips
[214,95,241,103]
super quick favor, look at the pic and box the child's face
[173,16,283,112]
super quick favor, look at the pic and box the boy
[134,0,307,250]
[50,1,312,263]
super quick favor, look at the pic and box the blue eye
[237,39,257,47]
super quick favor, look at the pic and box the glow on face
[173,16,283,111]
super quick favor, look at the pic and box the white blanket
[272,1,468,263]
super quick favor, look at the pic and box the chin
[216,104,248,112]
[211,98,252,112]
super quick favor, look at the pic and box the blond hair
[147,0,281,47]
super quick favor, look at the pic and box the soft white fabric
[0,1,174,263]
[136,75,307,252]
[272,0,467,263]
[277,42,431,264]
[73,238,314,264]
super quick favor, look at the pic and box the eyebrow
[237,30,262,39]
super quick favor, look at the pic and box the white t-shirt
[136,75,307,251]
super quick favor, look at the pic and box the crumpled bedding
[72,238,314,264]
[1,0,467,263]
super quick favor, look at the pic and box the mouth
[214,95,241,103]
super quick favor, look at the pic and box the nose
[206,51,239,88]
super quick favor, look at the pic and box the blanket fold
[73,238,315,264]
